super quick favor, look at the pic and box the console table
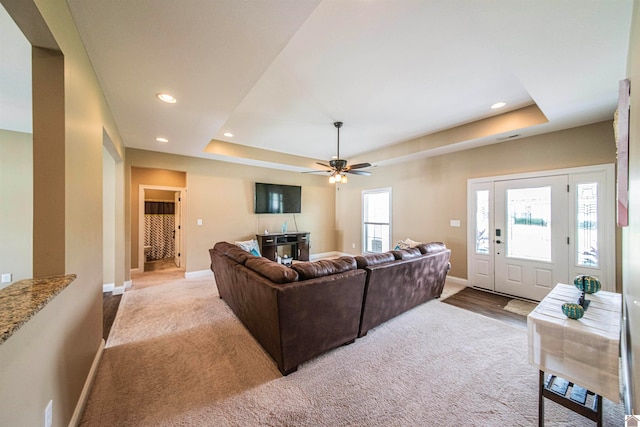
[527,283,621,426]
[256,232,310,262]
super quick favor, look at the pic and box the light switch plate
[450,220,461,227]
[1,273,11,283]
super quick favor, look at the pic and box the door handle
[496,240,502,244]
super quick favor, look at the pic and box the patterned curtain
[144,202,175,261]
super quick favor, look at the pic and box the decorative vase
[281,221,288,233]
[573,275,601,294]
[562,302,585,319]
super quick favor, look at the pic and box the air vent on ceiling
[496,133,521,141]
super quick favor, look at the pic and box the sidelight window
[475,190,490,254]
[576,182,598,267]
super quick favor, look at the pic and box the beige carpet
[81,276,623,426]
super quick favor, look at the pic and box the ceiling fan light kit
[304,121,372,184]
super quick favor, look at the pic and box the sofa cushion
[391,247,423,260]
[235,239,261,257]
[355,252,396,269]
[416,242,447,255]
[291,256,356,281]
[245,257,299,284]
[224,245,256,265]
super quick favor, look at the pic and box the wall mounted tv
[254,182,302,214]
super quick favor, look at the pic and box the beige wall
[146,189,177,201]
[126,149,337,273]
[0,1,125,426]
[336,121,617,280]
[622,0,640,412]
[0,129,32,284]
[32,46,65,278]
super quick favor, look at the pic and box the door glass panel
[576,182,598,267]
[506,186,551,262]
[476,190,489,254]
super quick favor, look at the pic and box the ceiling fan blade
[345,162,372,170]
[316,162,331,168]
[301,169,331,174]
[346,170,372,176]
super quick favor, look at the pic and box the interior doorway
[139,185,186,273]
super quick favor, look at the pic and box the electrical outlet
[44,400,52,427]
[450,219,461,227]
[1,273,11,283]
[352,243,356,249]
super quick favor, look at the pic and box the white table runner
[527,283,621,402]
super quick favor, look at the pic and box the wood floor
[103,292,122,340]
[442,286,528,328]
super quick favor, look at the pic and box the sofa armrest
[355,252,395,268]
[391,247,422,260]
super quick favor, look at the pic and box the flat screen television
[254,182,301,214]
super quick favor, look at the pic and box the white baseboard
[445,276,468,286]
[105,282,130,295]
[69,339,105,427]
[130,267,141,275]
[185,270,214,279]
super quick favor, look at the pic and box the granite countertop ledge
[0,274,77,345]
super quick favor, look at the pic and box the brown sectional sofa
[210,242,367,375]
[355,243,451,337]
[209,241,451,375]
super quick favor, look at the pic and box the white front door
[467,164,615,301]
[494,176,569,301]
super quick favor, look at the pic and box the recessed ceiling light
[156,93,176,104]
[331,155,338,159]
[155,137,169,143]
[223,132,234,137]
[491,101,507,109]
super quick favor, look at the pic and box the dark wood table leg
[539,370,545,427]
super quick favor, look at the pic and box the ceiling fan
[305,121,372,183]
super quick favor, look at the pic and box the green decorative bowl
[562,302,585,319]
[573,275,601,294]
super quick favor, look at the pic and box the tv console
[256,232,310,262]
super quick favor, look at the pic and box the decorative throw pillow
[404,238,422,248]
[394,238,422,250]
[235,239,261,257]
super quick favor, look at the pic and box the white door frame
[467,164,615,297]
[138,185,186,272]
